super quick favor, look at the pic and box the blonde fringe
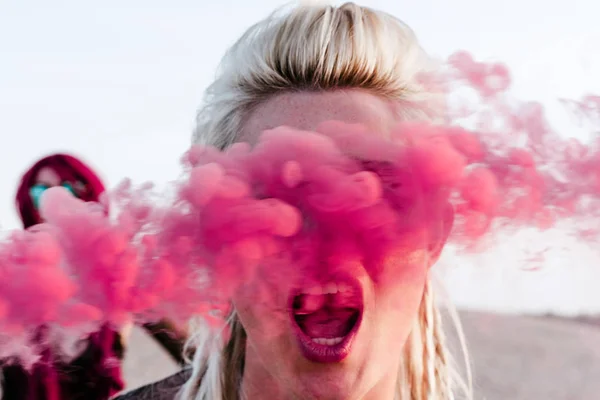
[192,2,442,150]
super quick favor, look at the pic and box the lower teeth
[311,337,344,346]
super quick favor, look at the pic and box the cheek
[378,249,430,293]
[232,276,290,343]
[373,253,429,326]
[370,283,424,361]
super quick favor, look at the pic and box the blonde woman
[118,2,471,400]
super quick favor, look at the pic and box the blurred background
[1,0,599,398]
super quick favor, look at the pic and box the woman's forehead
[240,90,399,144]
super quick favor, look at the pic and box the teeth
[302,282,350,296]
[311,337,344,346]
[305,286,323,295]
[323,282,337,294]
[296,281,359,313]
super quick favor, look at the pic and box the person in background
[1,153,187,400]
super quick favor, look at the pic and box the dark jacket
[114,369,192,400]
[1,325,125,400]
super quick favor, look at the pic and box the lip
[288,276,364,363]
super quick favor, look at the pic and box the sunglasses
[29,182,78,210]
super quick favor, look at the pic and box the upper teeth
[311,337,344,346]
[302,282,351,295]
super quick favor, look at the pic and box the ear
[428,202,454,266]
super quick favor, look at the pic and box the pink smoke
[0,51,598,361]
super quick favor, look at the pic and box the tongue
[296,308,356,338]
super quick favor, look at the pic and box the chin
[293,371,361,400]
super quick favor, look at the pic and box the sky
[1,0,599,315]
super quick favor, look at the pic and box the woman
[2,154,126,400]
[2,154,186,399]
[118,2,471,400]
[18,154,187,367]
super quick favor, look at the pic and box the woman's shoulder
[114,369,192,400]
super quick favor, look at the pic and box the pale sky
[1,0,599,314]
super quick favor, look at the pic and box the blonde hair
[182,2,472,399]
[192,2,442,150]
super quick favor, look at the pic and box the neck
[239,345,399,400]
[240,344,288,400]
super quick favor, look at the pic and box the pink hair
[15,153,107,228]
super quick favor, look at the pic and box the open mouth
[289,279,363,363]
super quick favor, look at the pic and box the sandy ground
[451,312,600,400]
[121,311,600,400]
